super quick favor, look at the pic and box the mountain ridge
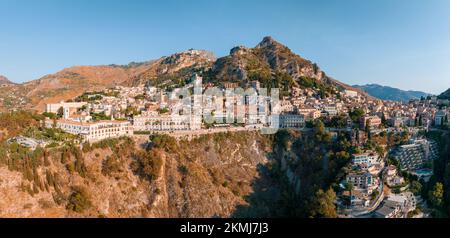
[353,84,430,102]
[0,75,14,85]
[438,88,450,100]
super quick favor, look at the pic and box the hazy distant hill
[0,75,14,85]
[438,88,450,100]
[353,84,430,101]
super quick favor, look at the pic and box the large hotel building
[45,119,133,142]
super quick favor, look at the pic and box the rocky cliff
[0,132,278,218]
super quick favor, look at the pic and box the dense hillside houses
[30,61,450,220]
[4,36,450,219]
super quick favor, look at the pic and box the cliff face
[0,132,276,218]
[0,50,215,112]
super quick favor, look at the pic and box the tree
[410,181,423,195]
[131,150,163,182]
[349,108,365,123]
[308,188,337,218]
[428,182,444,208]
[57,107,64,119]
[365,120,372,140]
[66,187,92,213]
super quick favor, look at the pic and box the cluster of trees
[424,130,450,217]
[266,121,355,217]
[91,112,111,121]
[66,186,92,213]
[73,91,107,102]
[0,111,43,140]
[131,149,163,182]
[0,140,67,200]
[298,76,336,99]
[22,126,77,142]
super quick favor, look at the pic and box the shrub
[102,156,123,176]
[131,150,163,182]
[178,165,189,176]
[66,187,92,213]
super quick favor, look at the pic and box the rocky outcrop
[211,36,326,83]
[255,36,325,80]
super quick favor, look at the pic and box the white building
[344,90,359,98]
[352,151,379,166]
[132,113,202,132]
[323,105,338,116]
[45,119,133,142]
[46,101,87,114]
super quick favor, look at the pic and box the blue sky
[0,0,449,94]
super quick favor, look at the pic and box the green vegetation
[22,126,77,143]
[102,155,124,177]
[131,149,163,182]
[73,90,119,102]
[349,108,365,124]
[308,188,338,218]
[42,112,58,119]
[66,187,92,213]
[157,107,170,114]
[253,121,352,217]
[0,111,43,141]
[410,180,423,195]
[149,134,178,152]
[323,114,349,128]
[91,112,111,121]
[423,129,450,216]
[428,182,444,208]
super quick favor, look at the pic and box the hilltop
[209,36,366,97]
[0,75,14,86]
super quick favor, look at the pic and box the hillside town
[9,72,442,218]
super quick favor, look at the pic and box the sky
[0,0,450,94]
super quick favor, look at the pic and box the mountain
[0,75,14,85]
[0,36,367,112]
[210,36,370,99]
[353,84,430,102]
[438,88,450,100]
[129,49,216,87]
[211,36,328,85]
[0,50,215,111]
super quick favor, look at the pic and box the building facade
[45,119,133,142]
